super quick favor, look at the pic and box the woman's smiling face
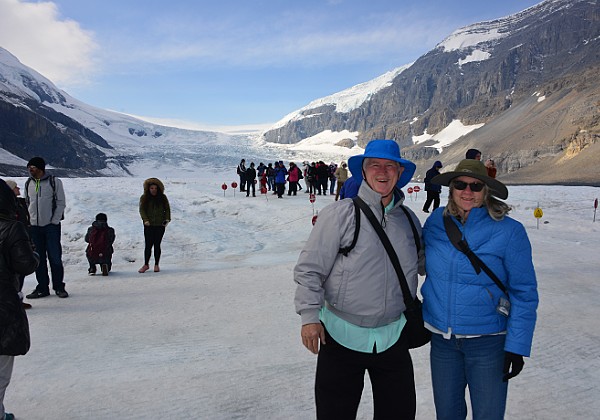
[451,175,485,217]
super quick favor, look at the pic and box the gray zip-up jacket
[26,174,66,227]
[294,183,424,328]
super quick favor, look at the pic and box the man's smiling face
[363,158,403,205]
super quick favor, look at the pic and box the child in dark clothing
[85,213,116,276]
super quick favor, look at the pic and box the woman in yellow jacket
[138,178,171,273]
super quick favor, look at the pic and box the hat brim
[348,154,416,189]
[431,172,508,199]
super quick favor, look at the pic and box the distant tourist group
[236,159,350,200]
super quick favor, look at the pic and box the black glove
[503,351,524,382]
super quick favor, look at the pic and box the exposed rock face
[0,98,110,171]
[262,0,600,185]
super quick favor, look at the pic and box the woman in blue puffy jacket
[421,159,538,420]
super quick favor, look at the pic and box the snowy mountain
[0,47,260,176]
[0,46,365,178]
[261,0,600,185]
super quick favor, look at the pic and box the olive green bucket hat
[431,159,508,199]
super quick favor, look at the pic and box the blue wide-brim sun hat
[348,140,416,189]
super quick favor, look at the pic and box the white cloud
[0,0,98,87]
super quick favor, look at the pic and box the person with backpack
[421,159,538,419]
[0,179,40,420]
[85,213,116,276]
[23,157,69,299]
[138,178,171,273]
[236,159,247,192]
[422,160,443,213]
[294,140,424,419]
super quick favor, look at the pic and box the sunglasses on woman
[452,180,485,192]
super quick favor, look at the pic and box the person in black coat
[246,162,257,197]
[3,180,32,309]
[0,179,39,420]
[315,161,329,195]
[423,161,443,213]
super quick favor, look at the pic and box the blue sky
[0,0,542,130]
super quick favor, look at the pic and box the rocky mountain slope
[0,47,238,177]
[261,0,600,185]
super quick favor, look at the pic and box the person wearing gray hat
[294,140,423,419]
[420,159,538,419]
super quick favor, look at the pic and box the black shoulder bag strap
[339,198,361,256]
[443,213,507,295]
[354,197,416,310]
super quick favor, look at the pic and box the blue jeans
[30,224,65,292]
[430,333,508,420]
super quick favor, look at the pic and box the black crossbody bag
[353,197,431,349]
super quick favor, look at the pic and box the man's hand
[301,323,326,354]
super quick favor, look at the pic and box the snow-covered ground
[3,167,599,419]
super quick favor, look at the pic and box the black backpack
[86,226,109,261]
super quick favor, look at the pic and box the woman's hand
[503,352,524,381]
[301,323,326,354]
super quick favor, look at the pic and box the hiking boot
[26,289,50,299]
[101,264,109,276]
[88,267,96,276]
[138,265,150,273]
[22,302,32,310]
[55,289,69,298]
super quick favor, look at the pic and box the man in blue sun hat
[294,139,424,419]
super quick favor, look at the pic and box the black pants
[246,179,255,196]
[276,183,285,198]
[315,328,416,420]
[143,225,166,265]
[288,181,298,195]
[423,191,441,212]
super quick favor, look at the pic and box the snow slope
[2,165,599,419]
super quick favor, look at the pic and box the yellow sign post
[534,205,543,229]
